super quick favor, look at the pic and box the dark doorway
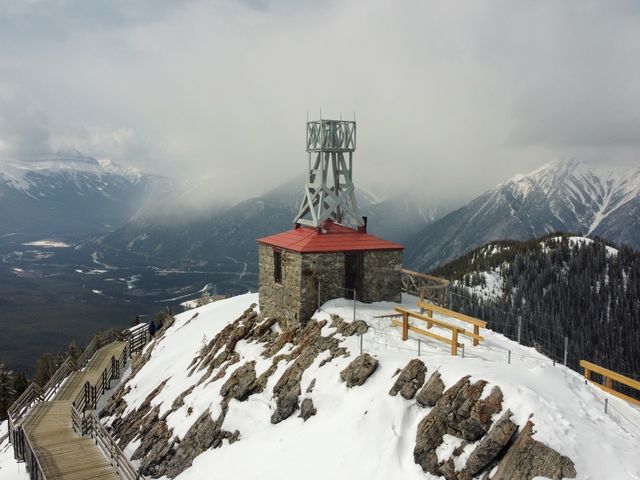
[345,252,363,299]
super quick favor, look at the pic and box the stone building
[257,118,404,329]
[258,220,403,329]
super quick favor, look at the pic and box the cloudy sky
[0,0,638,203]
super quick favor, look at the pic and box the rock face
[389,359,427,399]
[330,314,369,336]
[412,376,576,480]
[460,410,518,479]
[416,371,445,407]
[220,361,259,401]
[299,398,317,421]
[414,376,503,478]
[492,419,576,480]
[340,353,379,387]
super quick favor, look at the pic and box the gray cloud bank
[0,0,638,204]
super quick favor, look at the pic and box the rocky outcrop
[220,361,259,401]
[416,371,445,407]
[492,418,576,480]
[414,376,498,477]
[459,410,518,479]
[299,398,317,421]
[389,358,427,399]
[330,314,369,336]
[340,353,379,387]
[140,408,239,478]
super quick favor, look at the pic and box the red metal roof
[257,221,404,253]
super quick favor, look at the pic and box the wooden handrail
[417,300,487,347]
[7,318,147,472]
[417,301,487,327]
[394,307,464,356]
[580,360,640,406]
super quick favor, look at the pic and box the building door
[345,252,363,300]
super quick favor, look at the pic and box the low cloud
[0,0,638,205]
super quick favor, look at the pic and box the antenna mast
[294,117,364,228]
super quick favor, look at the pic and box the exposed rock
[492,418,576,480]
[330,314,369,336]
[389,358,427,399]
[416,371,445,407]
[145,408,238,478]
[460,409,518,479]
[220,361,259,401]
[299,398,317,421]
[414,376,488,476]
[306,378,316,393]
[340,353,379,387]
[171,385,195,410]
[459,385,504,441]
[109,379,169,448]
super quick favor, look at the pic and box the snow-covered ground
[104,293,640,480]
[0,422,28,479]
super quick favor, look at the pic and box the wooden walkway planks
[22,342,127,480]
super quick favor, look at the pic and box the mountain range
[0,154,170,238]
[404,159,640,271]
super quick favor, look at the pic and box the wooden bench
[394,307,464,356]
[417,300,487,346]
[580,360,640,406]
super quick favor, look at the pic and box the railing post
[563,336,568,367]
[352,288,356,323]
[517,316,522,344]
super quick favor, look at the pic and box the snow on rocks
[93,293,640,480]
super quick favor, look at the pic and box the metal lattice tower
[294,118,364,229]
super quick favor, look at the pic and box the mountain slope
[432,234,640,380]
[404,159,640,271]
[0,155,170,237]
[83,293,640,480]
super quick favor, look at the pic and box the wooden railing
[417,300,487,346]
[8,324,149,463]
[394,306,465,356]
[580,360,640,406]
[400,269,450,307]
[84,413,145,480]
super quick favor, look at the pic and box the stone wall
[300,252,345,321]
[259,244,403,329]
[361,250,403,303]
[258,244,303,330]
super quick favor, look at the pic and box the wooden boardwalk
[21,342,127,480]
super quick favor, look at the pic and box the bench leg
[451,331,458,356]
[473,325,479,347]
[402,312,409,341]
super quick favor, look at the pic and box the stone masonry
[259,244,402,330]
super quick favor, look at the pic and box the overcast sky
[0,0,638,203]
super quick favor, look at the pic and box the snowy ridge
[501,159,640,235]
[85,294,640,479]
[0,155,143,192]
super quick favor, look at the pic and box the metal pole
[563,336,568,366]
[508,350,511,364]
[604,398,608,414]
[353,288,356,323]
[517,316,522,344]
[317,280,321,311]
[461,344,465,358]
[359,334,363,355]
[448,287,452,308]
[418,339,421,356]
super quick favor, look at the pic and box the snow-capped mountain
[405,159,640,271]
[0,154,171,237]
